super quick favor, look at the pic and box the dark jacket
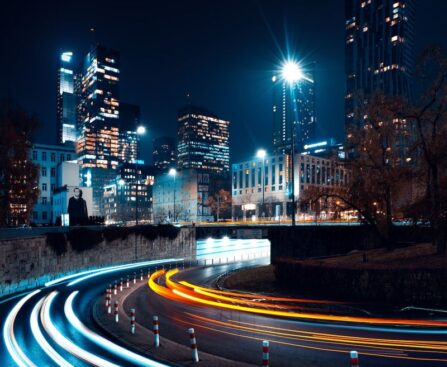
[68,197,88,225]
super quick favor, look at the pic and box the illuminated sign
[303,141,328,150]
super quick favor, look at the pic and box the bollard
[140,270,143,281]
[262,340,269,366]
[120,278,123,292]
[114,281,117,295]
[350,351,359,367]
[126,275,130,288]
[153,316,160,347]
[105,286,110,307]
[188,328,199,363]
[130,308,136,334]
[133,272,136,284]
[147,269,151,279]
[114,301,119,322]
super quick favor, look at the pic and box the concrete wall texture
[0,227,195,297]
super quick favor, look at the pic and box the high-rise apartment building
[345,0,415,131]
[118,103,141,164]
[177,105,230,174]
[77,45,121,215]
[153,136,176,172]
[272,66,316,155]
[57,51,78,144]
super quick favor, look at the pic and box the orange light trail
[148,269,447,328]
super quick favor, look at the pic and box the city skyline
[1,0,446,164]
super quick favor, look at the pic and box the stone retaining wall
[0,227,195,297]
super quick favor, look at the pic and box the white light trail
[40,291,119,367]
[3,290,40,367]
[65,291,169,367]
[30,298,73,367]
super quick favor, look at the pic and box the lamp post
[256,149,267,219]
[280,60,312,226]
[169,168,177,222]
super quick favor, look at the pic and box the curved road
[1,255,447,366]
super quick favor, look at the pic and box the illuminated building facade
[272,66,316,155]
[232,153,350,220]
[77,45,121,215]
[57,51,78,144]
[31,143,77,224]
[103,163,155,224]
[118,103,141,163]
[153,136,176,172]
[345,0,415,131]
[177,105,230,174]
[152,169,212,223]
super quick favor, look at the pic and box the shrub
[134,225,158,241]
[157,224,180,239]
[46,232,67,255]
[67,227,103,252]
[103,226,131,242]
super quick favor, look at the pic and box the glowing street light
[281,61,304,83]
[118,178,125,186]
[136,125,146,135]
[169,168,177,222]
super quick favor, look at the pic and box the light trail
[64,291,169,367]
[40,291,119,367]
[30,298,73,367]
[3,289,40,367]
[149,269,447,328]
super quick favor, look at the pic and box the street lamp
[280,60,308,226]
[256,149,267,219]
[168,168,177,223]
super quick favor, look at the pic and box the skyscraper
[345,0,415,131]
[118,102,141,164]
[153,136,176,172]
[272,65,316,155]
[177,105,230,174]
[77,45,121,215]
[57,51,78,144]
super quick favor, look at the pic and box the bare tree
[303,93,409,248]
[0,100,40,226]
[206,189,232,221]
[401,47,447,253]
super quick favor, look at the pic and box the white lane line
[30,297,73,367]
[40,291,119,367]
[3,289,40,367]
[65,291,169,367]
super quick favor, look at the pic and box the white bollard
[105,286,110,307]
[350,351,359,367]
[262,340,269,366]
[126,275,130,288]
[130,308,136,334]
[119,278,123,292]
[114,281,117,295]
[140,270,143,281]
[147,269,151,279]
[133,272,136,284]
[114,301,119,322]
[188,328,199,363]
[153,316,160,347]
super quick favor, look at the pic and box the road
[1,251,446,366]
[131,261,447,367]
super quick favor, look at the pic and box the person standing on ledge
[68,187,88,226]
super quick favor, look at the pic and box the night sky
[1,0,446,163]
